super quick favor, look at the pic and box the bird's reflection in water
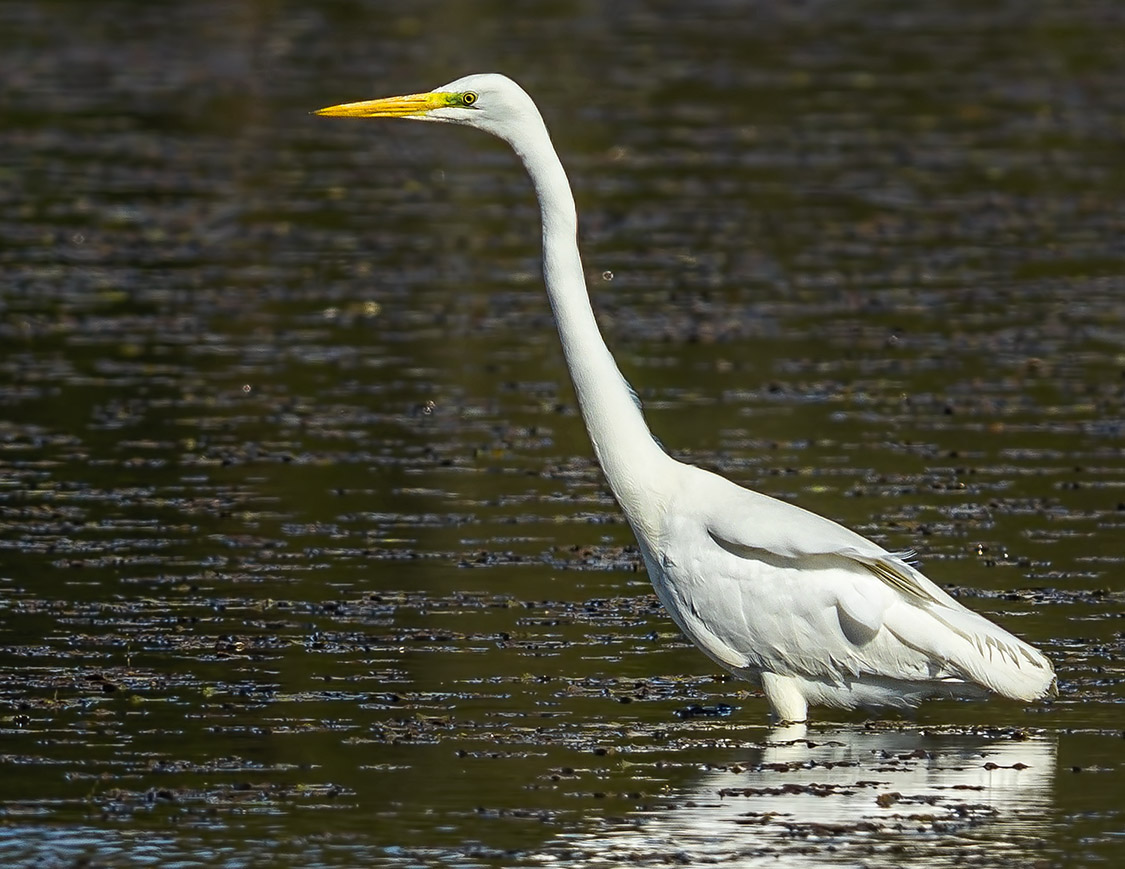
[579,723,1056,866]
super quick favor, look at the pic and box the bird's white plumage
[317,73,1057,721]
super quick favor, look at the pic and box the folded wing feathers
[697,476,1056,703]
[850,552,1056,701]
[860,556,935,606]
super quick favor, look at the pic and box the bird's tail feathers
[888,603,1057,702]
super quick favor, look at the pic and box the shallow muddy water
[2,0,1124,866]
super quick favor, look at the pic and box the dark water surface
[2,0,1123,865]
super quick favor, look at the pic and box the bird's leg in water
[761,673,809,723]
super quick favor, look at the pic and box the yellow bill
[314,92,454,119]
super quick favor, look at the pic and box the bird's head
[315,73,541,145]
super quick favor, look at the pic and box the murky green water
[2,0,1123,865]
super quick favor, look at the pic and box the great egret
[316,74,1057,721]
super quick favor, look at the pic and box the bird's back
[634,462,1056,719]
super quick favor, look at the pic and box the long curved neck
[505,122,669,517]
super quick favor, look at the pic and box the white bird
[316,73,1057,722]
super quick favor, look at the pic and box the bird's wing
[837,548,963,610]
[675,469,1055,698]
[697,470,960,608]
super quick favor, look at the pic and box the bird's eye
[462,91,478,106]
